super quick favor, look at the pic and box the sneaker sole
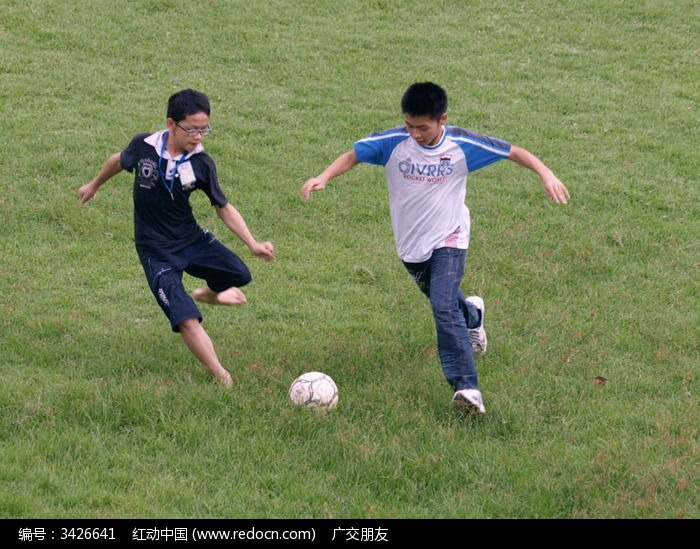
[466,296,487,355]
[452,394,486,414]
[472,341,487,356]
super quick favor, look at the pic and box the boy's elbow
[507,145,524,161]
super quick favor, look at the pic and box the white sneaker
[452,389,486,414]
[466,295,487,355]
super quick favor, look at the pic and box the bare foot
[193,286,247,306]
[216,287,247,306]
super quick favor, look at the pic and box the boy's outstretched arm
[78,152,123,203]
[508,146,570,204]
[301,150,359,200]
[216,203,275,261]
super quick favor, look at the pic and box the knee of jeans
[430,299,457,321]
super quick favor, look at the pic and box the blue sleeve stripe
[355,127,410,165]
[451,135,510,156]
[356,129,409,145]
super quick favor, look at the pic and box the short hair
[400,82,448,120]
[167,89,211,122]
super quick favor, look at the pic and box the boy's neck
[165,139,187,158]
[166,143,186,157]
[164,133,187,158]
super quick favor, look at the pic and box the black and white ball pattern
[289,371,338,410]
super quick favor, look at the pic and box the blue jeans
[403,247,480,391]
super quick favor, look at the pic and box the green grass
[0,0,697,518]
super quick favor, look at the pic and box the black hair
[167,89,211,122]
[400,82,448,120]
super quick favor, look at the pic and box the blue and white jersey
[354,125,511,263]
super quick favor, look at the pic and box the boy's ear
[440,113,448,124]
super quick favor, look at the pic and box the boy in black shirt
[78,89,274,387]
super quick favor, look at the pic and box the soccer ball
[289,371,338,410]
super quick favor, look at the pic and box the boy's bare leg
[178,318,232,387]
[192,285,247,306]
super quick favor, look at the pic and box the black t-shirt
[120,131,228,257]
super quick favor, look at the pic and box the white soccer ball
[289,371,338,410]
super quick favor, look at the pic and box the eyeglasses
[175,122,212,137]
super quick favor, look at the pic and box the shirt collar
[144,129,204,160]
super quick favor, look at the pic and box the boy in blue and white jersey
[302,82,569,414]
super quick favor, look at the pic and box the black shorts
[139,231,252,332]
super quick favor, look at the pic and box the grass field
[0,0,697,518]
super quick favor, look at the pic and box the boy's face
[404,113,447,147]
[166,112,211,153]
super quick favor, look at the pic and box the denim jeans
[403,247,480,391]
